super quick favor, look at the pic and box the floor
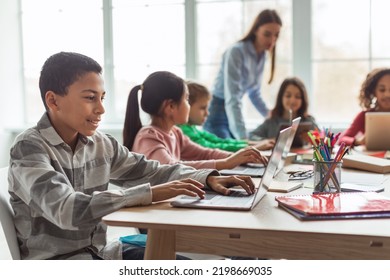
[1,224,223,260]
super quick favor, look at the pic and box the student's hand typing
[249,139,275,150]
[206,175,255,195]
[151,178,206,202]
[215,146,268,170]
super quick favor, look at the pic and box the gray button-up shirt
[9,113,215,259]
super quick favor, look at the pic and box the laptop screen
[170,126,292,210]
[365,112,390,151]
[262,126,292,188]
[276,117,301,174]
[252,126,292,208]
[279,119,313,148]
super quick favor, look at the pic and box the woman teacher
[203,9,282,140]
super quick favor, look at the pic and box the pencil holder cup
[313,160,342,193]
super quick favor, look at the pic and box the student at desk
[123,71,268,170]
[8,52,257,260]
[249,77,317,147]
[178,81,275,152]
[339,68,390,147]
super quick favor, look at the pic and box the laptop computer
[219,119,301,177]
[276,117,301,175]
[218,163,266,177]
[279,120,314,148]
[170,127,292,211]
[365,112,390,151]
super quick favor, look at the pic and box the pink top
[132,125,232,169]
[338,109,374,146]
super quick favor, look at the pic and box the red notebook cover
[275,192,390,216]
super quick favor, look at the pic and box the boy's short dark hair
[39,52,102,110]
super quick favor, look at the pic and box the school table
[102,168,390,260]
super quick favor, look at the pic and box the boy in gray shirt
[8,52,254,260]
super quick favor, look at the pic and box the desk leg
[145,229,176,260]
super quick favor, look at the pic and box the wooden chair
[0,167,21,259]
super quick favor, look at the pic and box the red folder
[276,192,390,220]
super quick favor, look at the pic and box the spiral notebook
[275,192,390,220]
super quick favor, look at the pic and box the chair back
[0,167,21,259]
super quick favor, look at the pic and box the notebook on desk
[276,192,390,220]
[365,112,390,151]
[219,118,300,177]
[170,127,295,210]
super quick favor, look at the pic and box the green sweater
[178,124,248,152]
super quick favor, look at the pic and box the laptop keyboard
[239,167,264,176]
[236,166,265,176]
[204,190,254,206]
[229,190,251,197]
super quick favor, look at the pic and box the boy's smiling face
[46,72,105,149]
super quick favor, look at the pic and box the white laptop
[219,163,266,177]
[365,112,390,151]
[219,118,301,177]
[279,121,313,148]
[170,127,293,211]
[276,117,301,175]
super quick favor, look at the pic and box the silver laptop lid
[276,117,301,174]
[170,127,292,210]
[365,112,390,151]
[261,126,292,192]
[249,126,292,208]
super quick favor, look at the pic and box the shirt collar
[243,40,265,60]
[37,113,94,146]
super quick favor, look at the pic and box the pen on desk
[314,159,341,192]
[331,132,341,146]
[317,142,347,192]
[308,131,342,191]
[342,146,350,158]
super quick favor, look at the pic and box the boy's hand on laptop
[151,179,206,202]
[206,175,255,195]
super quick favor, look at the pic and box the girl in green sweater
[178,81,274,152]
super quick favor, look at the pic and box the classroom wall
[0,0,24,168]
[0,0,347,168]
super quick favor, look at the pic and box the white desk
[103,170,390,260]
